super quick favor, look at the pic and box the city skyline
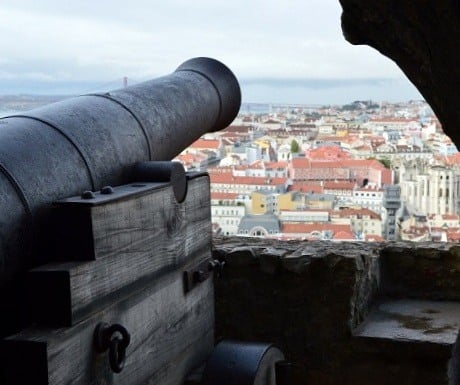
[0,0,422,103]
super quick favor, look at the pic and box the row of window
[218,219,240,225]
[212,209,242,216]
[351,221,377,226]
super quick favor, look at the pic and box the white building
[278,210,329,223]
[277,144,292,162]
[350,186,385,215]
[398,160,460,215]
[211,193,246,236]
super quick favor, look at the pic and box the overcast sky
[0,0,423,103]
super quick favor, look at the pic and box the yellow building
[335,128,349,137]
[251,190,277,214]
[305,194,335,210]
[277,192,303,211]
[277,191,335,211]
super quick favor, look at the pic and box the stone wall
[212,237,460,385]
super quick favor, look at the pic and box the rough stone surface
[213,238,380,384]
[381,242,460,300]
[354,299,460,345]
[213,237,460,385]
[339,0,460,148]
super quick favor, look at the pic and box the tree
[378,157,391,169]
[290,139,300,153]
[368,157,391,169]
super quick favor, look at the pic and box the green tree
[378,157,391,169]
[290,139,300,153]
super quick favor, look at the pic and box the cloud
[0,0,414,98]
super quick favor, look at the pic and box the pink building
[288,158,392,187]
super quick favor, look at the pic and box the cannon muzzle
[0,57,241,287]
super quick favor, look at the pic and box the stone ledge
[212,237,460,385]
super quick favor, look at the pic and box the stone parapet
[213,237,460,385]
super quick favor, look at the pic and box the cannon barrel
[0,57,241,287]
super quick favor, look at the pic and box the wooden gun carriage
[0,58,286,385]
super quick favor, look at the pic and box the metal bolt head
[101,186,114,195]
[81,190,96,199]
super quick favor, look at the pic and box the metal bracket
[183,258,223,293]
[93,322,131,374]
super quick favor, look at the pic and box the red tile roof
[442,214,459,220]
[248,160,264,169]
[444,153,460,165]
[290,158,385,170]
[330,208,381,220]
[288,183,324,193]
[333,231,355,240]
[291,157,311,168]
[265,161,288,169]
[323,181,356,190]
[189,139,220,150]
[365,235,385,242]
[221,125,252,133]
[340,159,386,169]
[209,173,287,186]
[211,192,241,200]
[281,223,351,234]
[306,146,350,160]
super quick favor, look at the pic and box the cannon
[0,57,239,335]
[0,57,239,288]
[0,58,287,385]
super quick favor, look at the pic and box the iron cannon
[0,58,288,385]
[0,57,240,289]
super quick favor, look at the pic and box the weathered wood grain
[2,269,215,385]
[29,174,211,326]
[49,172,210,262]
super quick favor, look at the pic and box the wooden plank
[48,182,170,261]
[89,172,209,262]
[49,173,210,263]
[29,175,211,326]
[184,174,211,258]
[2,268,215,385]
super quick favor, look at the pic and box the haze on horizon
[0,0,423,104]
